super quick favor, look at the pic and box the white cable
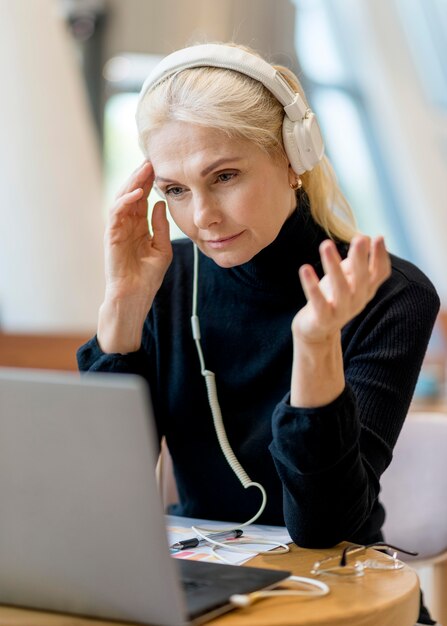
[204,537,289,565]
[229,576,330,608]
[190,244,269,541]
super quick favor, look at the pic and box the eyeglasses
[311,542,418,578]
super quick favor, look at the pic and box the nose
[192,192,222,230]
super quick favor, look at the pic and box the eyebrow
[154,157,242,185]
[200,157,242,177]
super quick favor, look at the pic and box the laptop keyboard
[182,577,212,592]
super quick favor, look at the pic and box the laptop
[0,367,290,626]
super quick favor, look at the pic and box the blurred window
[293,0,409,256]
[102,54,184,240]
[103,92,141,208]
[396,0,447,111]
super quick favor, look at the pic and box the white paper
[166,514,292,565]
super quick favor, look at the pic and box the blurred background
[0,0,446,366]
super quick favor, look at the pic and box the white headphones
[138,43,324,174]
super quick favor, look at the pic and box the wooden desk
[214,545,420,626]
[0,332,91,371]
[0,545,420,626]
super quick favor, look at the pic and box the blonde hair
[136,44,357,243]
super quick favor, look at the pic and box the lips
[206,231,244,245]
[209,235,237,243]
[206,231,244,246]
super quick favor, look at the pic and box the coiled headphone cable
[190,245,289,558]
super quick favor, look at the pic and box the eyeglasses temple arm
[339,542,419,566]
[369,542,419,557]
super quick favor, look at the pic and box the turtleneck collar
[228,191,329,293]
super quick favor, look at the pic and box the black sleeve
[76,323,164,443]
[269,280,440,548]
[77,335,153,377]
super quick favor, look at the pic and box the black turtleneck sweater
[77,203,439,548]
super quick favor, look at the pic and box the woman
[78,41,439,587]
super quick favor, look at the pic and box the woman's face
[148,121,297,268]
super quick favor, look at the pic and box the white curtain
[0,0,105,332]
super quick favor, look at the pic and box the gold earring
[289,178,302,191]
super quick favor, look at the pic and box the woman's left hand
[292,235,391,343]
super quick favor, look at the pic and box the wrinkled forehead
[147,121,255,172]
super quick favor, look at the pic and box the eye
[216,171,237,183]
[165,186,185,197]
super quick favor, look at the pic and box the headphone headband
[137,43,324,173]
[139,44,308,120]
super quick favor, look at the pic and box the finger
[115,163,147,198]
[346,235,371,292]
[140,165,155,197]
[115,161,154,199]
[347,235,370,265]
[112,187,144,212]
[319,240,350,303]
[369,236,391,286]
[299,264,331,318]
[108,188,147,228]
[151,201,171,254]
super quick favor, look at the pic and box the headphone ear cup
[282,114,325,174]
[282,117,305,175]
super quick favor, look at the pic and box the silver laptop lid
[0,367,188,626]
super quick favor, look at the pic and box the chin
[203,248,258,269]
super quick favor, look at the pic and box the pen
[170,529,243,550]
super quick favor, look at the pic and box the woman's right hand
[98,161,173,353]
[105,161,172,300]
